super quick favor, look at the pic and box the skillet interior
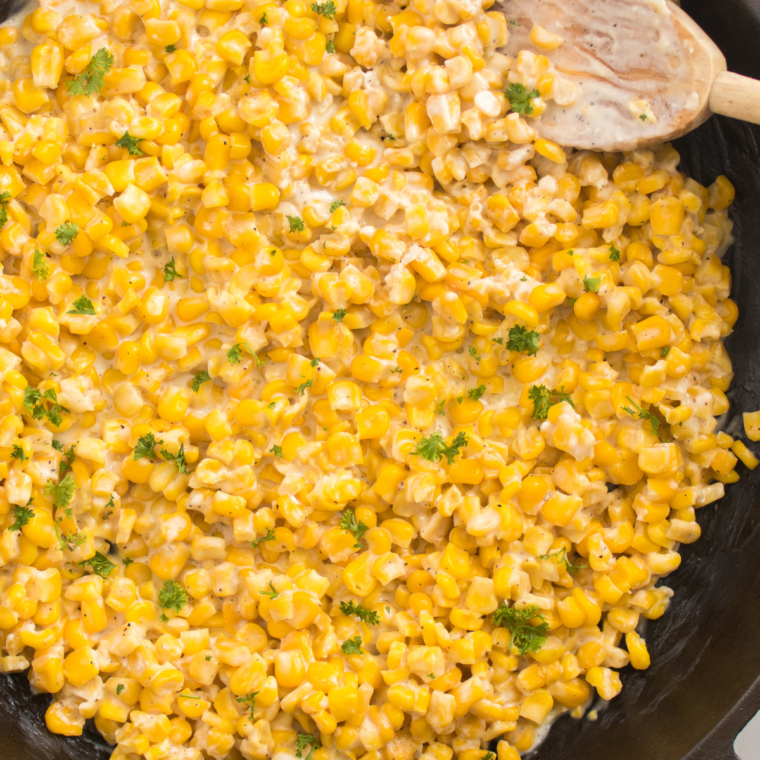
[2,0,760,758]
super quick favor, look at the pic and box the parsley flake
[468,384,486,401]
[79,551,116,579]
[332,308,347,322]
[270,445,283,458]
[191,370,211,392]
[491,604,548,656]
[9,505,34,531]
[162,257,181,282]
[661,347,670,358]
[66,48,113,97]
[621,396,661,439]
[295,734,321,760]
[287,215,305,233]
[340,509,369,549]
[0,192,9,229]
[296,379,313,396]
[539,547,587,573]
[134,433,163,461]
[158,580,188,614]
[326,39,336,53]
[44,473,76,508]
[583,275,601,293]
[251,528,276,548]
[339,601,380,625]
[506,325,540,356]
[311,0,337,17]
[528,385,574,420]
[411,431,468,465]
[32,249,51,281]
[330,200,345,213]
[609,243,621,262]
[11,445,26,461]
[67,295,95,315]
[160,442,188,474]
[236,691,259,722]
[260,581,279,599]
[505,82,540,116]
[341,635,363,655]
[115,131,145,157]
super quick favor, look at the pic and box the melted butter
[503,0,722,150]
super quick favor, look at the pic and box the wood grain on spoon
[500,0,758,151]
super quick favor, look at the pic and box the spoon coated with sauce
[501,0,760,151]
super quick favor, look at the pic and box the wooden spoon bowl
[500,0,760,151]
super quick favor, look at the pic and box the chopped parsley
[11,444,26,461]
[270,445,283,458]
[326,39,336,53]
[226,344,243,364]
[24,387,69,427]
[162,257,181,282]
[330,200,345,213]
[339,601,380,625]
[115,131,145,157]
[160,442,188,474]
[79,551,116,579]
[9,505,34,531]
[340,509,369,549]
[158,580,188,614]
[609,243,621,262]
[539,547,587,573]
[491,604,548,656]
[116,684,125,696]
[32,249,51,281]
[0,191,9,229]
[311,0,337,17]
[191,370,211,392]
[528,385,574,420]
[66,48,113,97]
[468,384,486,401]
[468,346,480,362]
[506,325,540,356]
[341,635,363,655]
[165,44,176,53]
[332,308,347,322]
[287,215,305,233]
[236,691,259,722]
[67,295,95,315]
[505,82,540,116]
[260,11,267,23]
[621,396,661,439]
[639,114,648,121]
[661,347,670,358]
[296,379,313,396]
[251,528,276,548]
[295,734,321,760]
[492,337,504,345]
[133,433,163,460]
[434,400,446,415]
[57,443,76,475]
[411,431,468,465]
[583,275,601,293]
[55,221,79,245]
[310,358,320,367]
[260,581,279,599]
[44,473,76,508]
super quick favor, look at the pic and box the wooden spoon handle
[709,71,760,124]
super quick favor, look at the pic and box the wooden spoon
[500,0,760,151]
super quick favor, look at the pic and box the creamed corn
[0,0,746,759]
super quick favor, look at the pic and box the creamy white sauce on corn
[0,0,743,758]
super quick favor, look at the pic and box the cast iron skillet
[2,0,760,758]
